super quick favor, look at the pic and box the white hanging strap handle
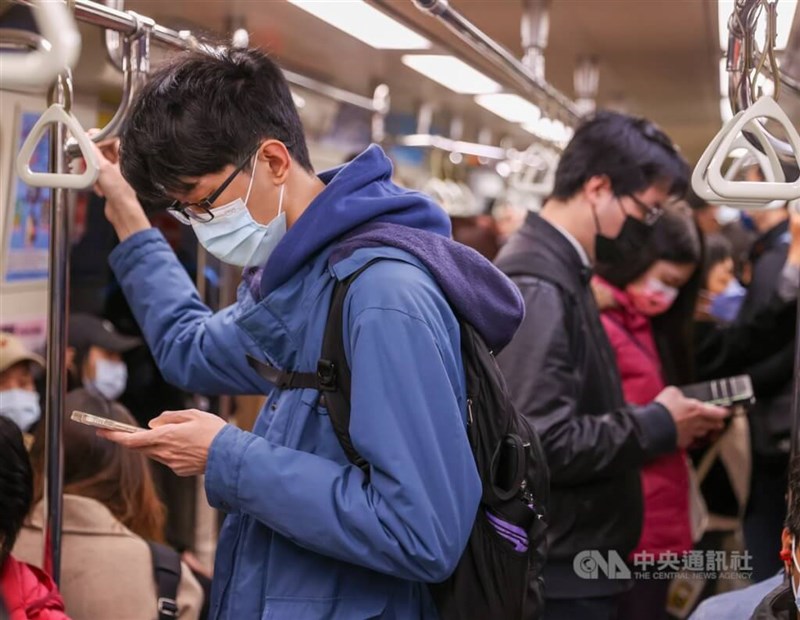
[692,108,790,205]
[1,2,81,92]
[707,97,800,201]
[721,135,786,210]
[511,144,558,198]
[725,134,785,184]
[692,110,744,202]
[690,113,783,204]
[16,104,100,190]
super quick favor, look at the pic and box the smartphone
[679,375,755,408]
[71,410,143,433]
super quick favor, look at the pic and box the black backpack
[248,259,549,620]
[146,541,181,620]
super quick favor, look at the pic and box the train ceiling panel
[51,0,800,161]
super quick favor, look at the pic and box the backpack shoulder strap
[320,259,385,475]
[146,541,181,620]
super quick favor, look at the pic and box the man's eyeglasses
[167,146,260,225]
[626,194,664,226]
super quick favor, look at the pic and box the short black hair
[120,47,313,206]
[685,187,710,211]
[0,416,33,564]
[552,111,689,201]
[787,456,800,538]
[701,233,733,287]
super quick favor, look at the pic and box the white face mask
[85,358,128,401]
[0,388,41,431]
[191,155,287,268]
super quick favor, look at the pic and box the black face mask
[593,201,653,264]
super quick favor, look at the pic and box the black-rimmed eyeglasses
[627,194,664,226]
[167,147,259,225]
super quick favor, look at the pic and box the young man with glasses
[88,48,527,619]
[494,111,730,620]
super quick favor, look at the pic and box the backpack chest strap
[246,355,338,392]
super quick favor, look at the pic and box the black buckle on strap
[317,359,337,391]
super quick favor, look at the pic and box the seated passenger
[0,333,44,439]
[689,455,800,619]
[13,389,203,620]
[67,314,141,400]
[0,417,68,620]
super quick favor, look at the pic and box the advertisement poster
[0,316,48,354]
[4,110,50,283]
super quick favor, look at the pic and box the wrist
[108,201,151,241]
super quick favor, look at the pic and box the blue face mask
[85,358,127,401]
[709,279,747,323]
[191,155,287,268]
[740,212,757,232]
[0,388,41,431]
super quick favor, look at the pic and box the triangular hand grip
[720,134,786,210]
[725,134,785,184]
[512,144,558,198]
[692,110,744,202]
[707,97,800,201]
[16,104,99,190]
[692,114,782,203]
[2,2,81,92]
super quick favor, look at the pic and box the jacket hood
[330,222,525,352]
[258,145,451,297]
[253,145,523,350]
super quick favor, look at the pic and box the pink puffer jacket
[596,277,693,559]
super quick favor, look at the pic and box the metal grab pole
[403,0,582,123]
[42,73,72,584]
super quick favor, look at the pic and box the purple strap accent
[486,510,529,553]
[242,266,263,300]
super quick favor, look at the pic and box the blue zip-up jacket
[109,145,523,619]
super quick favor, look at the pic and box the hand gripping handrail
[1,1,81,92]
[65,11,151,160]
[707,96,800,201]
[16,80,100,190]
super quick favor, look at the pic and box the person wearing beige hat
[0,333,45,432]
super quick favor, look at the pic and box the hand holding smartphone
[71,410,143,433]
[679,375,755,408]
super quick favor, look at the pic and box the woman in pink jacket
[594,205,703,620]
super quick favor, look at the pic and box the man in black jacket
[738,175,799,581]
[495,112,730,620]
